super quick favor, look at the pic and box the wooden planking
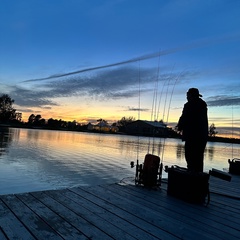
[209,175,240,218]
[33,190,134,240]
[1,194,63,240]
[0,198,35,240]
[210,176,240,201]
[17,193,88,240]
[67,187,169,240]
[97,183,239,240]
[0,176,239,240]
[123,183,240,236]
[71,185,218,240]
[0,227,7,240]
[128,179,240,228]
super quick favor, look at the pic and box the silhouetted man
[177,88,208,172]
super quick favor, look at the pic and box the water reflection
[0,127,13,156]
[0,128,237,195]
[176,143,185,160]
[206,145,215,161]
[174,142,216,163]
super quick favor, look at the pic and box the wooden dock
[0,175,239,240]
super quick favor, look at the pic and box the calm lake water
[0,127,239,195]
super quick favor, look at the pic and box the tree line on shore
[0,94,138,131]
[0,93,227,142]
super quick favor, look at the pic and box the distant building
[87,122,119,133]
[87,122,94,131]
[125,120,167,136]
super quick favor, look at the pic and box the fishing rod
[151,54,161,122]
[161,73,172,123]
[166,71,184,124]
[153,51,162,121]
[137,60,141,162]
[156,77,167,122]
[156,64,176,122]
[160,71,183,166]
[148,54,161,154]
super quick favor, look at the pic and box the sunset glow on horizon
[1,1,240,138]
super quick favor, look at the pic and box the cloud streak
[207,95,240,107]
[11,86,59,108]
[12,64,240,113]
[42,66,155,99]
[21,34,240,83]
[14,66,156,108]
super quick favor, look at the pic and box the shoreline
[1,124,240,145]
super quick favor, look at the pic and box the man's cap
[187,88,202,97]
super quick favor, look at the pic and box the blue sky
[0,0,240,137]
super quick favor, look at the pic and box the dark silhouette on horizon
[0,93,239,144]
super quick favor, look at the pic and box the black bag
[167,166,210,204]
[228,158,240,175]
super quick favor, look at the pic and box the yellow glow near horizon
[18,93,240,139]
[20,110,240,139]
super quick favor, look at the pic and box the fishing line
[154,52,161,121]
[137,60,141,161]
[162,70,173,123]
[156,78,167,121]
[153,63,172,157]
[166,70,184,124]
[160,71,181,164]
[156,65,175,123]
[150,73,158,122]
[231,96,234,159]
[138,60,141,121]
[148,54,161,154]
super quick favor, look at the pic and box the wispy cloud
[127,107,150,112]
[207,95,240,107]
[10,86,59,108]
[42,66,156,99]
[12,64,195,112]
[21,34,240,83]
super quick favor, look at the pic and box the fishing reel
[130,160,144,185]
[130,161,135,168]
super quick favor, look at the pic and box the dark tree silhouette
[117,116,135,127]
[209,123,218,137]
[0,94,16,123]
[28,114,35,124]
[27,114,46,126]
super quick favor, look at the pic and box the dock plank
[210,175,240,197]
[44,189,139,240]
[0,227,7,240]
[0,199,35,240]
[69,187,168,240]
[0,194,63,240]
[108,183,240,239]
[1,195,63,240]
[17,193,87,240]
[85,185,217,240]
[0,175,239,240]
[99,183,238,240]
[34,190,128,240]
[123,182,240,226]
